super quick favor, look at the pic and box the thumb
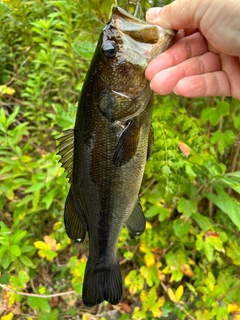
[146,0,204,30]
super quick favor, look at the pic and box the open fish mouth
[112,6,175,61]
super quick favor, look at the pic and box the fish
[57,6,175,307]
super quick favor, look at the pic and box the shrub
[0,0,240,319]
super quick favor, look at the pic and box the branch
[0,284,75,298]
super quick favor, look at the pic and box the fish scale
[57,6,175,307]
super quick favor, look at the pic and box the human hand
[145,0,240,100]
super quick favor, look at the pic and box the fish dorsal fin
[56,129,74,181]
[64,188,86,243]
[126,200,146,237]
[112,119,141,167]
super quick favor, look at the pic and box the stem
[139,178,155,197]
[0,284,75,298]
[208,186,213,219]
[134,0,141,17]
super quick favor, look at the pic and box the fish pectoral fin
[126,200,146,237]
[147,126,154,161]
[56,129,74,182]
[64,189,86,243]
[112,118,141,167]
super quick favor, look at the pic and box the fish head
[91,7,175,120]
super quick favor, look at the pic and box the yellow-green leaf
[1,312,14,320]
[34,241,50,250]
[175,285,184,302]
[168,287,176,302]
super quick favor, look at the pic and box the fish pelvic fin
[82,261,122,307]
[64,188,86,243]
[126,199,146,237]
[56,129,74,182]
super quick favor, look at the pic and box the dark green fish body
[57,7,174,307]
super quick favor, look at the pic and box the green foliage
[0,0,240,319]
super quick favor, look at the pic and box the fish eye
[102,42,116,58]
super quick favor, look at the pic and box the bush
[0,0,240,319]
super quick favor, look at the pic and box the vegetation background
[0,0,240,319]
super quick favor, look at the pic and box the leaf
[140,265,160,287]
[210,130,236,154]
[11,230,27,245]
[233,114,240,129]
[206,186,240,229]
[10,271,30,290]
[0,85,15,96]
[201,101,229,126]
[168,288,176,302]
[178,141,190,157]
[144,251,155,267]
[192,212,212,231]
[20,256,36,268]
[175,285,184,302]
[203,241,214,262]
[177,197,196,218]
[43,235,59,251]
[226,240,240,265]
[124,270,144,295]
[10,245,21,257]
[27,297,51,313]
[38,309,59,320]
[24,182,45,194]
[173,218,191,236]
[145,204,160,218]
[158,207,169,221]
[34,241,50,250]
[201,108,220,126]
[180,264,194,277]
[73,41,96,59]
[1,313,14,320]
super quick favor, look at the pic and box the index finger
[146,32,209,81]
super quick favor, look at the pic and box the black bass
[57,6,174,307]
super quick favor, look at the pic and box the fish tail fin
[82,261,122,307]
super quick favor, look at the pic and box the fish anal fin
[126,200,146,237]
[56,129,74,182]
[147,126,154,161]
[64,189,86,243]
[112,119,141,167]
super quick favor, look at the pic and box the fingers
[146,32,209,81]
[173,72,231,98]
[220,54,240,100]
[149,52,221,95]
[146,1,207,30]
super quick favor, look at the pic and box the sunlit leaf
[168,288,176,302]
[175,285,184,302]
[206,186,240,229]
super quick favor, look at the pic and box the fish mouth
[111,6,175,60]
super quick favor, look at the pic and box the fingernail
[146,7,162,22]
[173,87,179,95]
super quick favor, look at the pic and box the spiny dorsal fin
[126,200,146,237]
[56,129,74,181]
